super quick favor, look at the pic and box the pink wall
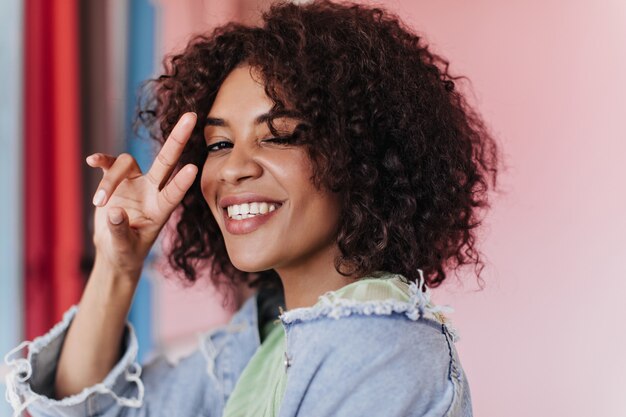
[157,1,626,415]
[392,1,626,415]
[151,1,241,361]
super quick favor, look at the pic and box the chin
[227,252,273,274]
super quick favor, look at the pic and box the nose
[218,142,263,184]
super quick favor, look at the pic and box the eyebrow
[204,110,297,127]
[205,113,272,127]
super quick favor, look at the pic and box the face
[201,64,342,274]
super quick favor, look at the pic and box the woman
[5,1,499,416]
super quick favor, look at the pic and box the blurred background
[0,0,624,416]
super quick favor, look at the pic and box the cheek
[279,154,341,227]
[297,186,342,237]
[317,195,342,234]
[200,167,220,218]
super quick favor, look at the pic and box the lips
[218,193,285,235]
[226,201,281,219]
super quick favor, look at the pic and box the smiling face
[201,64,342,275]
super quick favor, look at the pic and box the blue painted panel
[125,0,157,362]
[0,0,23,415]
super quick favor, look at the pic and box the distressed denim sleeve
[4,298,260,417]
[4,306,145,417]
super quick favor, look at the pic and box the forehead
[206,65,299,134]
[209,64,273,117]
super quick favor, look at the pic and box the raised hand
[86,112,199,276]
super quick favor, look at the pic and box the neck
[275,245,356,310]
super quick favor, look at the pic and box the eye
[206,140,233,153]
[262,135,295,146]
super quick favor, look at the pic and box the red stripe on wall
[25,0,56,340]
[24,0,83,340]
[52,0,83,321]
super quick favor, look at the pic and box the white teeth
[226,202,280,219]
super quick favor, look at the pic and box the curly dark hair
[140,0,500,292]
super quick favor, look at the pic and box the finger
[156,164,198,217]
[86,153,116,172]
[92,153,142,207]
[107,207,133,248]
[146,112,197,189]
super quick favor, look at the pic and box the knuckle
[145,171,160,187]
[157,152,173,167]
[172,177,186,193]
[169,132,185,145]
[98,178,111,190]
[161,187,176,205]
[171,177,185,193]
[117,153,134,165]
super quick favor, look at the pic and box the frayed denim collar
[278,270,459,342]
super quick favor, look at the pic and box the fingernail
[109,209,123,225]
[93,189,106,206]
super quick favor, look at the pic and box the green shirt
[222,272,410,417]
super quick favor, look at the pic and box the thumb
[107,207,132,244]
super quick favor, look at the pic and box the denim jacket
[5,275,473,417]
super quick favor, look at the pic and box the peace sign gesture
[87,112,199,277]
